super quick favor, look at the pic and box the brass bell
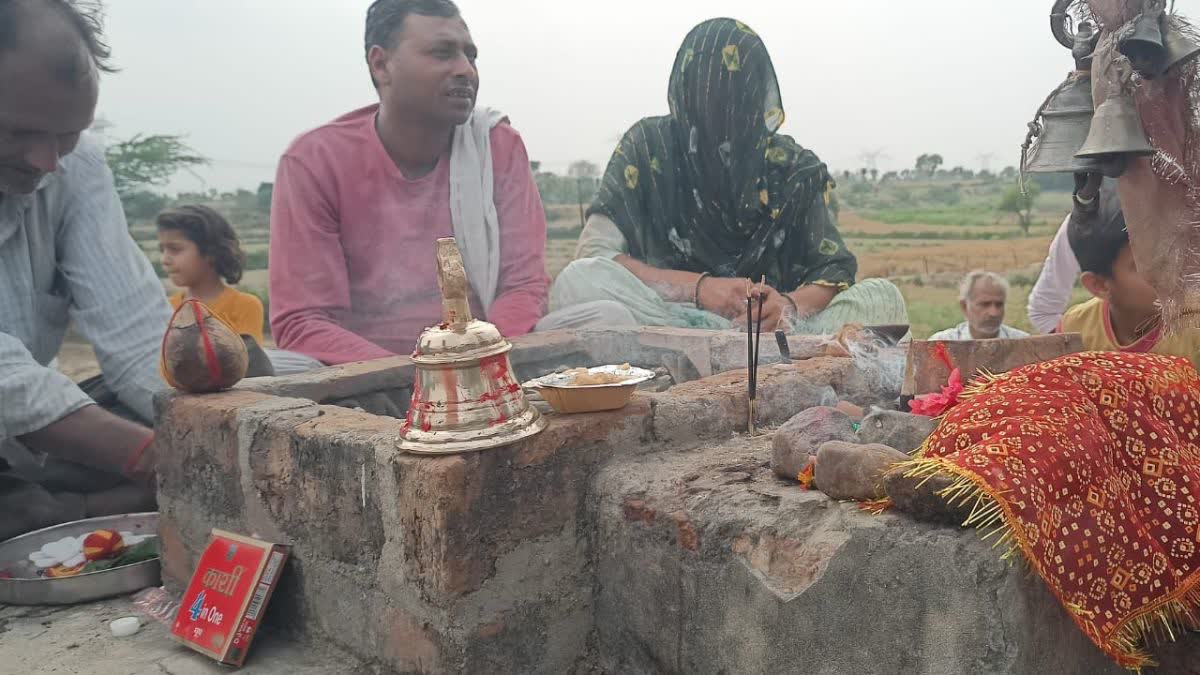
[1075,93,1155,160]
[1118,10,1167,76]
[1023,73,1109,174]
[398,238,547,455]
[1161,24,1200,73]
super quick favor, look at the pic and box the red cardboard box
[171,530,290,666]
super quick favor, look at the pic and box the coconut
[161,299,249,393]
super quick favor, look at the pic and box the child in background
[1059,187,1200,367]
[156,205,265,346]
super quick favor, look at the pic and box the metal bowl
[0,512,160,605]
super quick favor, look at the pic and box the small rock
[881,470,971,525]
[834,401,864,421]
[814,441,908,501]
[857,409,938,454]
[771,407,857,482]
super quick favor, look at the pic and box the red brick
[155,516,193,587]
[381,609,441,673]
[672,511,700,552]
[622,498,657,524]
[510,398,652,468]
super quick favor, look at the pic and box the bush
[244,287,271,337]
[244,250,269,271]
[121,190,170,222]
[926,185,962,206]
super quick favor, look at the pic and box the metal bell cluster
[1023,0,1198,178]
[1116,1,1200,79]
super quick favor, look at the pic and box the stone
[593,439,1129,675]
[881,470,971,526]
[814,441,908,501]
[332,389,407,418]
[157,326,1180,674]
[771,407,857,481]
[902,334,1083,397]
[834,400,864,420]
[857,408,938,453]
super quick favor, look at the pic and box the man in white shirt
[929,270,1029,341]
[1026,214,1081,334]
[0,0,170,539]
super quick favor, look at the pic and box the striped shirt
[0,135,170,467]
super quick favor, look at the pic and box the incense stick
[746,284,755,435]
[747,277,765,436]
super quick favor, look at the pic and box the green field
[131,177,1081,340]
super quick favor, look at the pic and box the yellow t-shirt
[169,287,265,345]
[1059,297,1200,368]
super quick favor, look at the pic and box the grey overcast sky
[94,0,1195,192]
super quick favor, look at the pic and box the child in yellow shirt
[1058,186,1200,367]
[156,205,265,346]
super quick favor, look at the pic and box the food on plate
[24,529,157,579]
[561,363,636,386]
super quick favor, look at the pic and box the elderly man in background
[0,0,169,540]
[929,271,1029,341]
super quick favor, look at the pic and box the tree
[567,160,600,229]
[120,190,169,221]
[915,153,944,177]
[256,182,274,213]
[999,166,1018,181]
[869,168,878,182]
[105,134,207,198]
[998,182,1040,236]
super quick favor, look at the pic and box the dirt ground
[0,596,367,674]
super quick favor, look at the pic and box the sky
[93,0,1195,192]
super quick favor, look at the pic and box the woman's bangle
[123,432,155,477]
[783,293,800,316]
[694,272,712,309]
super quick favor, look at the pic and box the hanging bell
[1075,93,1155,160]
[1023,73,1109,174]
[398,238,547,455]
[1117,10,1167,77]
[1161,24,1200,74]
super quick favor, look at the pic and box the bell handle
[436,237,474,327]
[1051,0,1092,49]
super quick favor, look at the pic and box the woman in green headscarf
[546,18,907,333]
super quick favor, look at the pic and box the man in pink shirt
[270,0,629,366]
